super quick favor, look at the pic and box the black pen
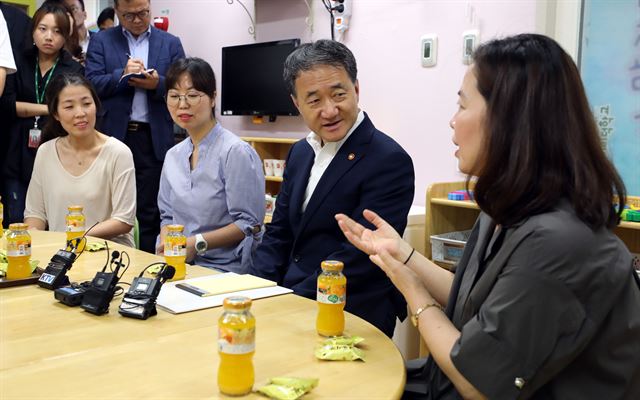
[175,282,209,297]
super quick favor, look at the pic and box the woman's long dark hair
[44,0,83,59]
[470,33,626,229]
[42,72,101,142]
[26,2,72,56]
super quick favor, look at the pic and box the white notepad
[156,273,292,314]
[175,273,276,297]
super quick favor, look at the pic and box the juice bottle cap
[167,224,185,232]
[68,205,84,212]
[321,260,344,272]
[223,296,252,310]
[9,223,29,231]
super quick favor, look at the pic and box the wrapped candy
[321,335,364,347]
[256,377,319,400]
[315,343,365,361]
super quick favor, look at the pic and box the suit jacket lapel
[459,220,534,323]
[147,27,160,70]
[288,143,315,229]
[296,116,374,236]
[445,216,480,319]
[452,214,494,324]
[115,29,130,70]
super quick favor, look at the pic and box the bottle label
[218,327,255,354]
[66,218,85,232]
[165,243,186,257]
[317,283,346,304]
[7,241,31,256]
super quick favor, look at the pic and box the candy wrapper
[85,242,107,252]
[147,264,164,274]
[269,377,318,392]
[315,343,365,361]
[256,377,319,400]
[257,384,305,400]
[321,335,364,347]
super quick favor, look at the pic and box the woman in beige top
[24,72,136,247]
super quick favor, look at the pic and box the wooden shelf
[431,198,479,209]
[426,182,640,259]
[241,136,299,224]
[619,221,640,230]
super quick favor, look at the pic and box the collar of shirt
[184,122,221,160]
[301,110,364,212]
[305,109,365,158]
[122,25,151,43]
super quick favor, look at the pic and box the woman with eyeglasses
[157,57,265,273]
[1,2,83,225]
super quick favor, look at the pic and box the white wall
[150,0,583,206]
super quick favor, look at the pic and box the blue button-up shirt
[123,26,150,123]
[158,123,265,272]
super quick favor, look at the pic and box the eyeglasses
[121,9,150,22]
[166,92,206,107]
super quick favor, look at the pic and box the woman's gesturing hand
[335,209,412,262]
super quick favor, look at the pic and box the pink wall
[152,0,538,205]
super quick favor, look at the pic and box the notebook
[175,273,276,297]
[157,273,292,314]
[118,69,156,88]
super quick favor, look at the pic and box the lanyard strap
[35,56,59,104]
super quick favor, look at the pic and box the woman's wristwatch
[195,233,208,256]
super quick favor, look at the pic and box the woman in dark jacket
[1,1,83,224]
[337,34,640,399]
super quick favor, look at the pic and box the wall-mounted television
[221,39,301,118]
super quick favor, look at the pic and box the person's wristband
[403,247,415,264]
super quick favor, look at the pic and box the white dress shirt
[301,110,365,212]
[0,9,16,74]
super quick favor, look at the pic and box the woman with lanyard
[1,2,83,224]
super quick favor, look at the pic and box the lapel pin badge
[348,153,355,161]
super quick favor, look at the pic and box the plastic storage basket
[430,230,471,265]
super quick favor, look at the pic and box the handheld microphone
[119,264,175,320]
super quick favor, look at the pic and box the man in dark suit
[250,40,415,337]
[85,0,185,252]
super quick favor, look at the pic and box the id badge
[28,128,42,148]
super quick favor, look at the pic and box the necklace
[64,137,93,166]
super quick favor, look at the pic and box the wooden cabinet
[242,136,299,223]
[425,182,479,270]
[425,182,640,266]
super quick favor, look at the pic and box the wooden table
[0,231,405,399]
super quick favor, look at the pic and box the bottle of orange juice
[218,296,255,396]
[6,223,32,279]
[65,205,86,253]
[164,224,186,280]
[316,260,347,337]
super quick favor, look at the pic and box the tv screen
[221,39,301,117]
